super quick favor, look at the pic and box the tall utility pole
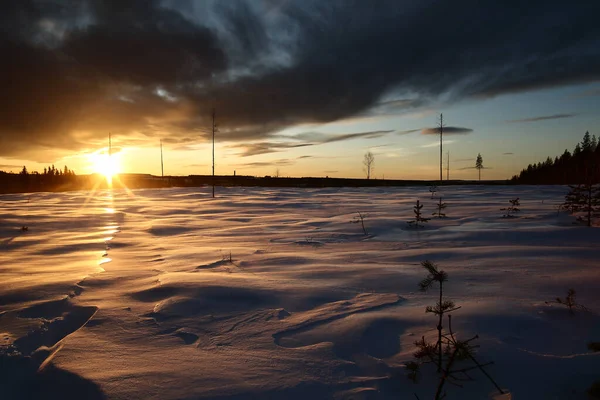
[438,114,445,185]
[211,108,217,198]
[160,139,164,177]
[446,151,450,181]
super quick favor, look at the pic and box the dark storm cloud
[62,1,226,85]
[421,127,473,135]
[0,0,227,158]
[507,114,577,123]
[1,0,600,160]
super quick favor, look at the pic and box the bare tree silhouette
[363,151,375,179]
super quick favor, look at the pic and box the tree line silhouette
[511,131,600,184]
[7,132,598,195]
[1,164,79,193]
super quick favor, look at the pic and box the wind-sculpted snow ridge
[1,185,600,399]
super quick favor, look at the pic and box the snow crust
[1,185,599,399]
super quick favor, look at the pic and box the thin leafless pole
[212,108,216,198]
[439,114,445,185]
[447,151,449,181]
[160,139,164,178]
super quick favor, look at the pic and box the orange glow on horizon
[89,150,121,184]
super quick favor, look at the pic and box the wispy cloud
[231,130,394,157]
[421,127,474,135]
[291,130,393,144]
[383,151,413,158]
[396,129,421,135]
[569,88,600,98]
[368,143,395,149]
[367,98,425,115]
[422,140,456,148]
[507,113,576,123]
[235,159,295,168]
[232,142,314,157]
[185,163,208,168]
[458,166,492,170]
[503,152,514,155]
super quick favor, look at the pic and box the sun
[90,151,121,182]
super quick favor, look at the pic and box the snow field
[1,185,599,399]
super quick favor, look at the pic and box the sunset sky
[1,0,599,180]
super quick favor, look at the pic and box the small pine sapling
[413,335,439,365]
[588,342,600,352]
[413,261,505,399]
[429,185,438,199]
[546,288,589,314]
[351,211,369,235]
[563,188,581,214]
[405,361,420,383]
[501,197,520,218]
[219,250,239,273]
[589,380,600,400]
[418,261,459,372]
[562,183,600,226]
[434,315,504,400]
[432,197,447,218]
[302,236,323,247]
[408,200,430,228]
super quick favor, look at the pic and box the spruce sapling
[588,380,600,399]
[418,261,459,371]
[546,288,589,314]
[405,361,420,383]
[501,197,520,218]
[351,211,369,235]
[432,197,447,218]
[434,315,504,400]
[414,261,504,399]
[429,185,438,199]
[408,200,430,228]
[563,188,581,214]
[588,342,600,352]
[562,183,600,226]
